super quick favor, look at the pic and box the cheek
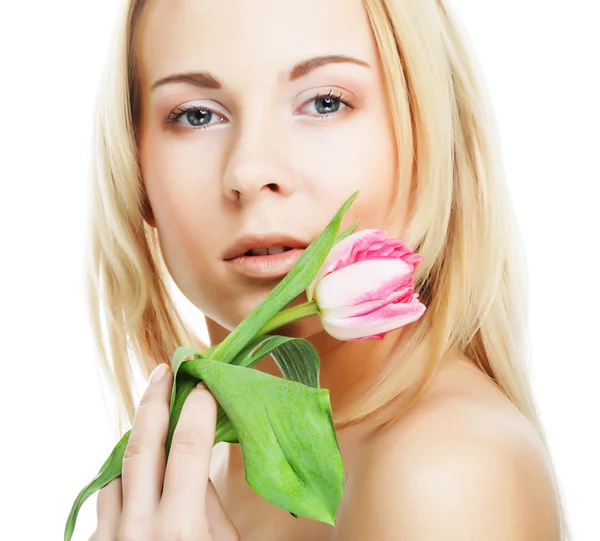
[137,109,400,325]
[290,116,397,229]
[347,115,398,230]
[140,123,230,248]
[139,131,223,292]
[141,130,222,206]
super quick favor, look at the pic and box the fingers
[94,477,122,541]
[159,382,218,524]
[206,479,241,540]
[105,367,224,539]
[120,363,173,523]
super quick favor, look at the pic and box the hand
[92,363,240,541]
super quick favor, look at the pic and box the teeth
[248,246,288,256]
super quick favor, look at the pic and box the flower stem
[256,300,320,337]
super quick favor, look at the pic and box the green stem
[256,301,320,337]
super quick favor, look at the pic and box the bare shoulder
[334,361,562,541]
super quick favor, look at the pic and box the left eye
[301,92,352,116]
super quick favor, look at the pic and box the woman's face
[136,0,406,336]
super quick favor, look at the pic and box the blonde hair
[86,0,567,536]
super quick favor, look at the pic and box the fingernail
[149,363,169,384]
[196,382,207,390]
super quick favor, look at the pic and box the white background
[1,1,598,539]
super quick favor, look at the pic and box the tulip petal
[320,298,426,341]
[314,259,413,310]
[306,230,387,301]
[306,230,422,302]
[320,285,414,320]
[324,230,389,275]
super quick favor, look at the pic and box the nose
[222,119,294,203]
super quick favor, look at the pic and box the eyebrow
[288,54,371,81]
[150,54,371,92]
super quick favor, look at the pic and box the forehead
[135,0,378,88]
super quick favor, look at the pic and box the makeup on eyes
[161,86,358,132]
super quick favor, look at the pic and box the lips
[223,233,311,261]
[244,246,294,256]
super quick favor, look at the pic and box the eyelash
[163,89,356,131]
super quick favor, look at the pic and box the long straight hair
[85,0,567,536]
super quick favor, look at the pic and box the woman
[88,0,565,539]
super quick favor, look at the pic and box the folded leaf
[181,359,344,525]
[170,346,206,412]
[65,337,335,539]
[266,337,320,389]
[64,193,360,539]
[178,336,322,444]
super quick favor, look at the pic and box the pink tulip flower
[306,229,426,341]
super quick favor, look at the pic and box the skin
[93,0,562,539]
[136,0,406,417]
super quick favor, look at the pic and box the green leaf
[164,346,209,455]
[64,346,207,541]
[267,337,320,389]
[180,359,345,525]
[335,217,360,244]
[64,191,360,539]
[181,335,322,444]
[169,346,204,412]
[211,191,359,364]
[226,334,320,388]
[64,431,129,541]
[65,337,331,539]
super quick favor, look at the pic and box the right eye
[165,104,228,130]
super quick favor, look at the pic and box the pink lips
[224,248,305,279]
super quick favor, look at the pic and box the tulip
[306,229,426,341]
[65,194,429,541]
